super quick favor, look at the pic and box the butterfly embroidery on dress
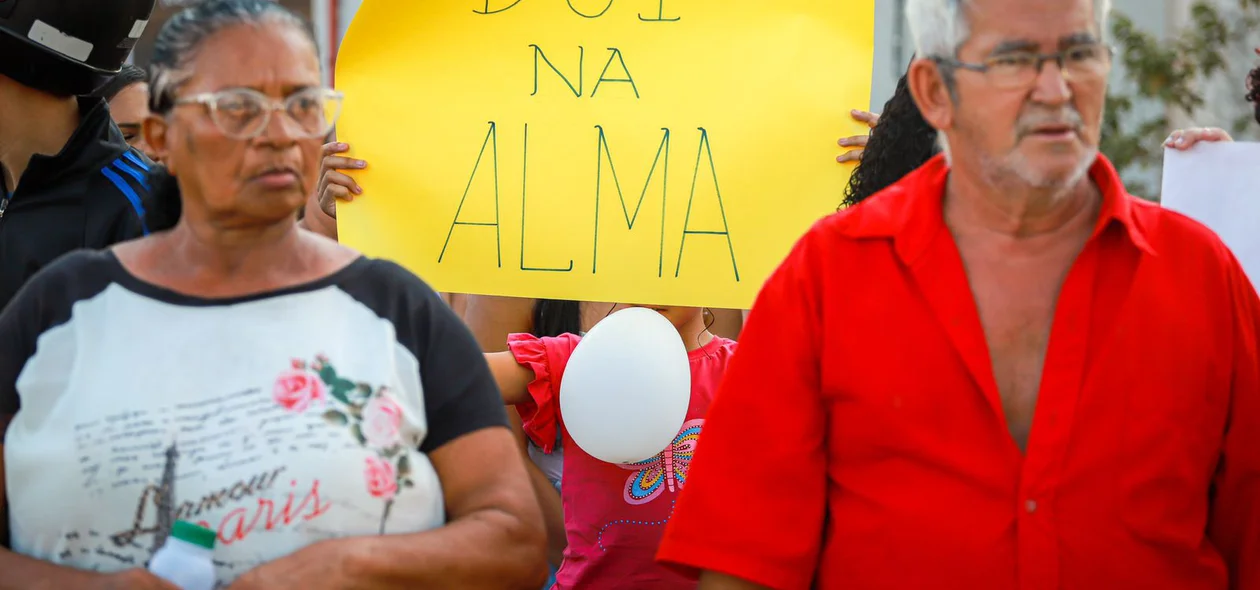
[619,419,703,505]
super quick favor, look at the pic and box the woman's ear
[906,58,954,135]
[142,115,174,174]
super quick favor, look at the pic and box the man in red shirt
[656,0,1260,588]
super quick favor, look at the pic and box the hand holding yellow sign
[335,0,874,309]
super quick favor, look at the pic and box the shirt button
[1025,499,1038,513]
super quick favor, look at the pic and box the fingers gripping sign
[837,109,880,164]
[316,142,368,219]
[1164,127,1233,152]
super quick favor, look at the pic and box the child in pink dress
[486,305,736,589]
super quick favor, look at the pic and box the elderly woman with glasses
[0,1,546,589]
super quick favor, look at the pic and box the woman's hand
[837,109,880,163]
[224,542,350,590]
[1165,127,1233,151]
[316,142,367,219]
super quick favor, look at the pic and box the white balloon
[559,307,692,464]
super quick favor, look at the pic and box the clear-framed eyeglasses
[174,87,344,140]
[932,42,1115,89]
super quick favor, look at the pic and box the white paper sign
[1160,142,1260,288]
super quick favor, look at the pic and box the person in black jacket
[0,0,158,312]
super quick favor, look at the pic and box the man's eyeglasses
[932,43,1114,89]
[174,87,344,141]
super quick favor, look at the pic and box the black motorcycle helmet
[0,0,157,96]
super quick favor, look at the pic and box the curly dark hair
[841,67,940,209]
[1247,63,1260,126]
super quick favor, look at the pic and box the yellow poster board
[335,0,874,309]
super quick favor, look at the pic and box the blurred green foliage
[1101,0,1259,197]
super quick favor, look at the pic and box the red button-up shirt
[657,154,1260,590]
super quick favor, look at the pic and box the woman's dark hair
[92,64,147,103]
[532,300,583,338]
[841,66,940,209]
[141,0,318,233]
[1247,64,1260,126]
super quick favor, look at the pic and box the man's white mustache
[1017,110,1085,135]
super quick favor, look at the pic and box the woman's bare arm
[486,352,534,405]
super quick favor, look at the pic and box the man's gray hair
[905,0,1113,58]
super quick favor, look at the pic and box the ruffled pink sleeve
[506,332,582,453]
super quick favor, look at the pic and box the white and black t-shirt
[0,251,506,583]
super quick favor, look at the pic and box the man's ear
[142,115,174,174]
[906,58,955,134]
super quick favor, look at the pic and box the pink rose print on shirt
[278,355,418,534]
[361,394,404,449]
[273,367,327,413]
[364,456,399,500]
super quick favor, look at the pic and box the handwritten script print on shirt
[63,353,427,577]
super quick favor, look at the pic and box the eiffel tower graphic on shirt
[150,441,179,554]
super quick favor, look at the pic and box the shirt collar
[839,153,1156,265]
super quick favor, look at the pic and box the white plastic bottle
[148,520,217,590]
